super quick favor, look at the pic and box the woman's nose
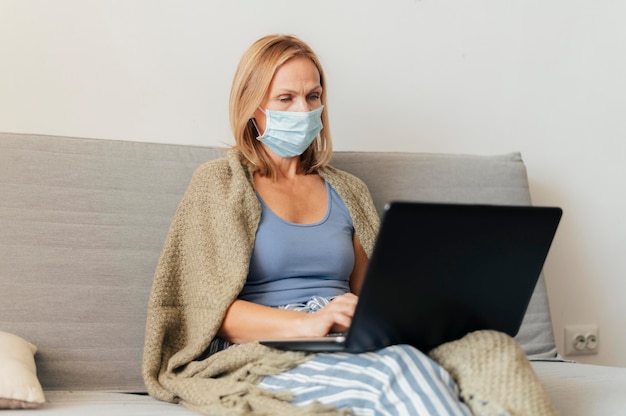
[293,98,312,112]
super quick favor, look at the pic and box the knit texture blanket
[142,149,556,415]
[429,330,557,416]
[142,149,379,415]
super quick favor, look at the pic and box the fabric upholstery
[0,391,197,415]
[531,361,626,416]
[0,133,224,391]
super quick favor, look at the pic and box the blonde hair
[229,34,332,178]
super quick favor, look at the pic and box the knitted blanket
[142,149,556,415]
[429,330,557,415]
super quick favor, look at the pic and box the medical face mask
[255,105,324,158]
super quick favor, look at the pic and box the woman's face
[253,56,322,135]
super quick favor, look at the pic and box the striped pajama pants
[259,345,471,415]
[258,297,472,416]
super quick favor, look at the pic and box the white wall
[1,0,625,367]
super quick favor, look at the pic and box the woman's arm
[218,294,358,344]
[349,234,369,295]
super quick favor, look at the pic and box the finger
[330,313,352,333]
[331,293,358,307]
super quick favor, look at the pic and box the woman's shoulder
[321,164,369,191]
[191,148,247,179]
[192,156,229,178]
[186,148,252,194]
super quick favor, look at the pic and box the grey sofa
[1,132,625,415]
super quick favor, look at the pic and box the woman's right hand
[300,292,359,336]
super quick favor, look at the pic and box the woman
[143,34,554,416]
[215,36,372,345]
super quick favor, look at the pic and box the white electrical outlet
[564,324,599,355]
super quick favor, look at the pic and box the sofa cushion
[0,331,45,409]
[0,133,224,392]
[531,361,626,416]
[0,391,198,415]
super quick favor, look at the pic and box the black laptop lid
[344,201,562,353]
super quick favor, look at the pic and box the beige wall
[1,0,625,367]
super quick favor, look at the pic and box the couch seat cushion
[0,391,198,415]
[532,361,626,416]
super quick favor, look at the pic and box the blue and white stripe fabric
[276,295,334,312]
[258,297,472,416]
[260,346,471,415]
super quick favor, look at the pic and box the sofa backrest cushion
[0,133,557,393]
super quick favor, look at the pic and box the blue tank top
[238,181,354,307]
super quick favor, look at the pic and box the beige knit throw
[429,330,558,416]
[143,151,380,416]
[143,151,557,415]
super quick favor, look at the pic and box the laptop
[260,201,562,353]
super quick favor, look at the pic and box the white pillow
[0,331,46,409]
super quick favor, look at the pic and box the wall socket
[564,324,599,355]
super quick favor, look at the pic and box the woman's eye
[308,93,321,101]
[278,96,292,103]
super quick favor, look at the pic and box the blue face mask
[255,105,324,158]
